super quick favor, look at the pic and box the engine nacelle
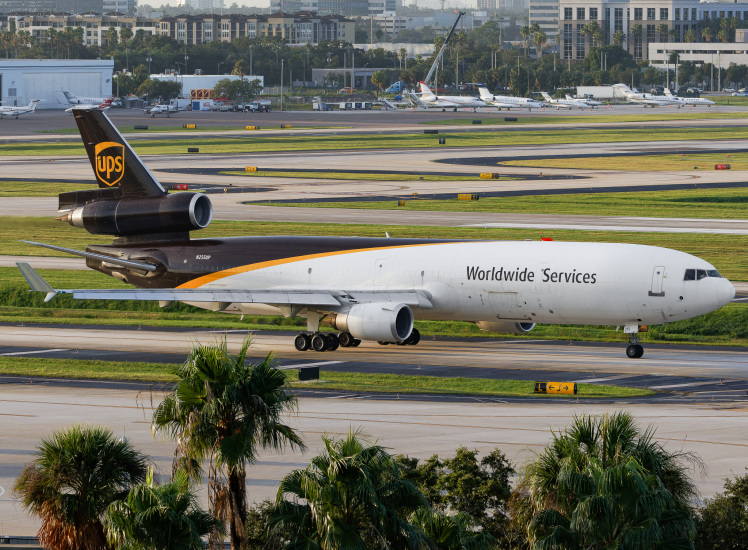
[333,302,413,343]
[63,192,213,236]
[476,321,536,333]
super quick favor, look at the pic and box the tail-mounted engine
[59,192,213,240]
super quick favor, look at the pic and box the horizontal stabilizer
[20,240,157,272]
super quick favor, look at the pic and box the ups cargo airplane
[17,109,735,359]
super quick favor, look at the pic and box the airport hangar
[0,58,113,108]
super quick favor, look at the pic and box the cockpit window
[685,268,723,281]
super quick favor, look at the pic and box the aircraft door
[649,266,665,297]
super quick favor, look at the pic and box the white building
[151,73,264,99]
[648,32,748,69]
[0,59,113,109]
[178,0,224,9]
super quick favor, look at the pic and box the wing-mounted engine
[476,321,536,333]
[332,302,414,343]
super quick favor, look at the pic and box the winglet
[16,262,58,302]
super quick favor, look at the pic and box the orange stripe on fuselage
[176,242,448,289]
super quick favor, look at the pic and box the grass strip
[0,180,96,197]
[0,357,653,398]
[422,110,748,125]
[4,218,747,280]
[37,125,349,135]
[7,126,748,156]
[263,186,748,221]
[220,170,494,181]
[501,152,748,171]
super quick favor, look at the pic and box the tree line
[12,339,748,549]
[3,17,748,97]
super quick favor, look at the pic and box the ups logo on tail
[94,141,125,186]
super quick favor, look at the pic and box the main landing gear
[293,329,421,352]
[294,332,361,352]
[626,335,644,359]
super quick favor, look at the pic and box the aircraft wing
[17,263,433,309]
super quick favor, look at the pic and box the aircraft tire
[352,339,361,347]
[407,329,420,345]
[626,344,644,359]
[326,333,340,351]
[312,334,328,352]
[338,332,355,347]
[294,333,311,352]
[377,341,389,345]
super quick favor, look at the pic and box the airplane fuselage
[86,237,733,326]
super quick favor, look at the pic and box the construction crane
[423,11,465,89]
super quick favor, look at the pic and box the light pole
[146,55,152,75]
[217,61,224,74]
[280,58,284,111]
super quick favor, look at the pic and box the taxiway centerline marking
[0,348,67,356]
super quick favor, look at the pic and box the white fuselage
[0,100,39,118]
[416,83,487,109]
[183,241,734,326]
[478,87,545,110]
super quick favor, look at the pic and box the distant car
[650,86,665,94]
[731,91,748,97]
[110,99,123,108]
[338,87,356,94]
[723,88,735,93]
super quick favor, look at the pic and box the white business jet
[477,86,546,110]
[662,88,716,107]
[57,90,112,106]
[65,98,113,112]
[0,99,40,119]
[410,82,487,111]
[613,84,683,107]
[566,94,603,108]
[538,91,587,110]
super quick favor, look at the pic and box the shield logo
[94,141,125,187]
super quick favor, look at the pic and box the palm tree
[520,25,530,57]
[685,29,697,43]
[14,425,148,550]
[702,27,713,42]
[411,508,495,550]
[612,30,626,46]
[151,338,304,550]
[516,412,702,549]
[105,469,221,550]
[269,430,427,549]
[657,23,669,43]
[529,457,695,548]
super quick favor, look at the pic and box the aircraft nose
[717,278,736,307]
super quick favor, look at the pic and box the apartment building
[157,11,354,45]
[10,13,158,46]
